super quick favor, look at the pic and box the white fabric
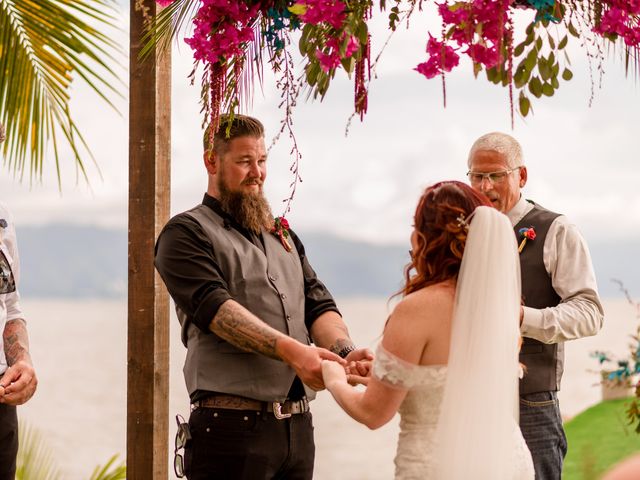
[507,196,604,343]
[0,202,24,375]
[373,343,533,479]
[432,206,533,479]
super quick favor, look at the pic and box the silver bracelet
[337,345,356,359]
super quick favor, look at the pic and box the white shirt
[507,196,604,344]
[0,202,24,374]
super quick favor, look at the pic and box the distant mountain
[13,224,638,299]
[18,224,127,298]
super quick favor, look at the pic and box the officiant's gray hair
[467,132,523,169]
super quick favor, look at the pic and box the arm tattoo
[210,301,281,360]
[3,319,30,366]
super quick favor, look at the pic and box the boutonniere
[271,217,292,252]
[517,227,536,253]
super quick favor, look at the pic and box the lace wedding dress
[373,345,535,479]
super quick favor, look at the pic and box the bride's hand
[321,360,347,390]
[347,373,370,386]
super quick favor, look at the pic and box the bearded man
[155,114,372,480]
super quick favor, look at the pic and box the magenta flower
[299,0,346,29]
[316,49,341,72]
[415,60,441,79]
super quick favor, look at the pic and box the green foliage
[0,0,123,185]
[89,455,126,480]
[16,421,125,480]
[564,398,640,479]
[485,18,574,119]
[16,423,61,480]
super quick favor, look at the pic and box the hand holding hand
[280,339,345,391]
[0,359,37,405]
[321,359,348,391]
[344,348,374,385]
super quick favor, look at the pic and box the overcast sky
[1,4,638,247]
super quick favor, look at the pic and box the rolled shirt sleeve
[154,216,233,332]
[0,203,24,323]
[288,229,341,329]
[521,215,604,343]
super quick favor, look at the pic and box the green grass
[564,398,640,479]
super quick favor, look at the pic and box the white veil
[433,205,522,479]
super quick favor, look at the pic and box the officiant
[466,131,604,479]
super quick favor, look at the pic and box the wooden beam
[128,0,171,477]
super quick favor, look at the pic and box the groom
[466,132,604,479]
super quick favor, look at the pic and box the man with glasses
[466,131,603,479]
[0,121,38,478]
[155,114,372,479]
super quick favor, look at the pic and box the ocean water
[18,297,635,479]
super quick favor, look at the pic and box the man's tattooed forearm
[211,302,280,360]
[3,319,29,366]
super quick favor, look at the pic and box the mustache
[242,178,263,186]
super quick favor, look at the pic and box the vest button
[286,315,291,322]
[280,293,286,300]
[269,274,277,282]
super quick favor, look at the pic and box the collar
[506,196,533,227]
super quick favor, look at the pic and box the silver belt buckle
[272,402,292,419]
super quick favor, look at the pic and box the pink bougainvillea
[594,1,640,47]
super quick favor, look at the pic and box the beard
[217,176,274,235]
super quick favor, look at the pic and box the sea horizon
[17,296,636,479]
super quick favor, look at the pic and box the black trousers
[0,404,18,480]
[185,407,315,480]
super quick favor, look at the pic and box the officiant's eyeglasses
[466,167,521,185]
[0,250,15,295]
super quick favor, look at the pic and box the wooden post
[128,0,171,477]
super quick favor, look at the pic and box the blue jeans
[519,391,567,480]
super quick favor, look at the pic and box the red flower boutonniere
[271,217,292,252]
[518,227,536,253]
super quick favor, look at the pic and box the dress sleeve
[372,343,427,389]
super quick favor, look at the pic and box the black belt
[192,393,309,419]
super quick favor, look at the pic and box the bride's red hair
[402,181,491,295]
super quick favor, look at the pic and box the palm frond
[0,0,124,186]
[140,0,200,60]
[89,454,126,480]
[15,421,62,480]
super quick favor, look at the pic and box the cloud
[1,4,638,247]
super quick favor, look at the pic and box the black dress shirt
[154,194,340,401]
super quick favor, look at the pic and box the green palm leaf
[15,422,62,480]
[89,454,126,480]
[0,0,123,185]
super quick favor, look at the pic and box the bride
[322,181,534,479]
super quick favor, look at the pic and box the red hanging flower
[518,227,536,253]
[271,217,292,252]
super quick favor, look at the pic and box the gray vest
[515,201,563,395]
[177,205,315,403]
